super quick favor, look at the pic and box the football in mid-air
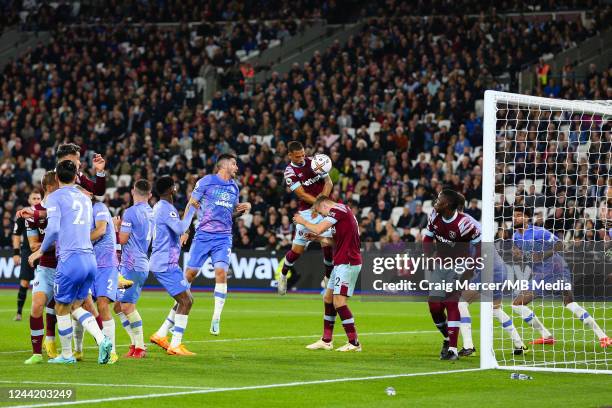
[311,153,332,175]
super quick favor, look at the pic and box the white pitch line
[0,330,438,355]
[5,368,485,408]
[0,380,212,390]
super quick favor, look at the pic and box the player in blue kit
[181,154,250,337]
[512,207,610,348]
[149,176,197,356]
[90,197,120,363]
[28,160,112,365]
[116,180,154,358]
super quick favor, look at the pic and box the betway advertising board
[0,250,326,291]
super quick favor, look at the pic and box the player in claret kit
[24,172,59,364]
[279,141,334,295]
[13,189,42,321]
[178,153,250,337]
[149,176,198,355]
[115,180,155,358]
[90,196,121,363]
[294,195,362,352]
[422,189,482,360]
[511,206,611,348]
[18,143,132,290]
[28,160,112,365]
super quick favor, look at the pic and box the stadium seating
[0,4,610,249]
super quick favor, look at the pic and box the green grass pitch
[0,290,610,407]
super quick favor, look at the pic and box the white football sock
[102,319,116,352]
[512,305,552,339]
[117,311,134,345]
[127,311,144,349]
[56,314,73,359]
[212,283,227,321]
[171,314,189,348]
[566,302,606,340]
[157,303,177,338]
[72,318,84,352]
[458,301,474,349]
[72,307,105,344]
[494,307,524,348]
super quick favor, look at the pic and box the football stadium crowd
[0,2,610,251]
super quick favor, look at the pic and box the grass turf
[0,289,610,407]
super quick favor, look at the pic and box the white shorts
[327,264,361,297]
[32,265,56,299]
[293,209,333,246]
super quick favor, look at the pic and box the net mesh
[493,98,612,371]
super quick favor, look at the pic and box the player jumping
[28,160,112,364]
[149,176,198,355]
[511,206,611,348]
[116,180,154,358]
[279,141,334,295]
[175,153,250,338]
[294,195,362,352]
[24,173,59,364]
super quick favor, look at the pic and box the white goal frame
[480,90,612,374]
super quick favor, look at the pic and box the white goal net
[481,91,612,374]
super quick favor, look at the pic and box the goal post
[481,90,612,373]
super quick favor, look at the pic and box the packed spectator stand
[0,1,610,250]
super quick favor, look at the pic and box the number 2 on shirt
[72,200,90,225]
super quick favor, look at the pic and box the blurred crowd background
[0,0,610,250]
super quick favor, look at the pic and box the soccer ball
[311,154,332,175]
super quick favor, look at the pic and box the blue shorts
[93,266,119,301]
[54,253,97,305]
[117,266,148,304]
[187,231,232,270]
[32,265,56,300]
[153,265,190,297]
[327,264,361,297]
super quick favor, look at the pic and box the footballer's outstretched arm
[26,229,41,252]
[293,214,334,236]
[321,175,333,197]
[91,219,108,242]
[294,185,319,206]
[167,206,197,235]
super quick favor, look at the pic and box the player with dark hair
[13,189,42,321]
[294,195,362,352]
[423,189,481,360]
[115,179,154,358]
[149,176,198,355]
[29,160,112,364]
[18,143,106,222]
[511,206,610,348]
[279,141,334,295]
[158,153,249,340]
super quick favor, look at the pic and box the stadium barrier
[0,249,327,292]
